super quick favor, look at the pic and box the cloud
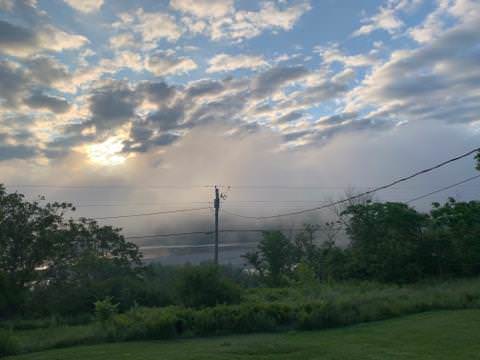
[188,1,311,41]
[63,0,103,13]
[0,60,28,107]
[116,9,182,46]
[170,0,233,18]
[352,0,423,37]
[100,51,144,73]
[315,44,378,68]
[88,81,142,130]
[346,13,480,126]
[145,52,197,76]
[26,56,70,86]
[24,92,71,113]
[251,65,309,98]
[0,143,37,161]
[139,81,177,105]
[109,32,136,49]
[0,20,88,57]
[207,53,268,73]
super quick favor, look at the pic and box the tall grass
[5,278,480,355]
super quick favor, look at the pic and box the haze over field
[1,0,479,261]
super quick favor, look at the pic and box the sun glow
[86,137,127,166]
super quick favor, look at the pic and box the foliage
[342,202,428,282]
[7,310,480,360]
[0,184,142,318]
[0,332,18,357]
[243,231,298,286]
[4,278,480,355]
[175,264,243,308]
[94,297,119,323]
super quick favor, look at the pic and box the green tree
[0,185,143,316]
[342,202,427,282]
[175,264,242,308]
[0,185,72,289]
[428,199,480,276]
[243,231,297,286]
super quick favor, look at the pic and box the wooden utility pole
[214,186,220,265]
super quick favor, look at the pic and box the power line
[126,228,305,240]
[5,184,214,190]
[74,201,210,208]
[406,174,480,204]
[221,147,480,220]
[140,242,258,250]
[92,206,212,220]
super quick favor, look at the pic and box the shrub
[0,332,19,357]
[95,297,119,323]
[176,264,243,308]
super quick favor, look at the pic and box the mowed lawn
[7,310,480,360]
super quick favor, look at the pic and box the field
[5,310,480,360]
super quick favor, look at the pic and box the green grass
[3,277,480,356]
[6,310,480,359]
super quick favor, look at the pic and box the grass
[4,309,480,359]
[3,277,480,356]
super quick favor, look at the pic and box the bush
[0,332,19,357]
[95,297,119,323]
[176,264,243,308]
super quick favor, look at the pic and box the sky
[1,0,480,257]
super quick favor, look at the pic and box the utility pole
[214,186,220,265]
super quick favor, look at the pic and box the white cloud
[109,32,136,49]
[315,44,377,68]
[409,0,480,43]
[207,53,268,73]
[100,51,144,73]
[190,1,311,41]
[353,6,404,36]
[145,53,197,76]
[38,25,89,52]
[352,0,423,37]
[63,0,103,13]
[116,9,182,46]
[170,0,234,18]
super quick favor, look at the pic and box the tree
[428,198,480,276]
[0,185,143,315]
[243,231,297,286]
[342,202,427,282]
[175,264,242,308]
[0,185,72,289]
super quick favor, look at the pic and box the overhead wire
[221,147,480,220]
[91,206,212,220]
[126,228,305,240]
[405,174,480,204]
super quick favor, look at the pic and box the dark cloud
[147,105,185,131]
[317,112,357,126]
[0,20,36,49]
[24,92,71,113]
[277,111,304,123]
[252,65,309,98]
[0,143,36,161]
[186,79,225,99]
[26,56,70,86]
[0,60,28,107]
[139,81,176,104]
[88,81,141,130]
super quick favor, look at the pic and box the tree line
[1,152,479,318]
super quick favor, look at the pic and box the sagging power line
[221,147,480,220]
[92,206,212,220]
